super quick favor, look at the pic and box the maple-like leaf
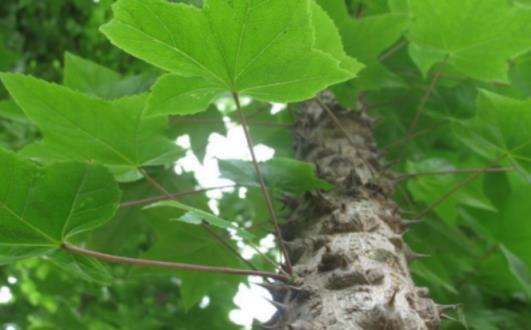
[0,148,121,263]
[407,0,531,81]
[145,200,254,239]
[138,219,245,309]
[219,157,333,195]
[459,91,531,179]
[101,0,363,116]
[0,74,183,171]
[317,0,409,105]
[63,52,154,100]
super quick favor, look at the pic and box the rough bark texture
[265,96,441,330]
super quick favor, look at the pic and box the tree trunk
[265,96,441,330]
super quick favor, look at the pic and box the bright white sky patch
[173,106,282,327]
[199,295,211,309]
[0,286,13,304]
[230,279,276,328]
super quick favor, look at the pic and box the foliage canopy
[0,0,530,329]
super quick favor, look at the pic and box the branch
[170,118,292,128]
[396,56,449,162]
[382,121,448,151]
[415,155,508,219]
[138,169,257,272]
[63,243,290,281]
[120,185,237,209]
[398,167,513,180]
[379,39,407,62]
[232,92,293,274]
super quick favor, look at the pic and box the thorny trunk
[265,96,441,330]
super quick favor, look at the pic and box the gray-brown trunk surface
[265,97,441,330]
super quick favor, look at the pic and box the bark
[264,96,441,330]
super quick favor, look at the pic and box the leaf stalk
[62,243,290,281]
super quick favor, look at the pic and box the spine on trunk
[264,96,441,330]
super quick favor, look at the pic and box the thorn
[389,236,403,249]
[256,282,289,296]
[437,304,460,313]
[411,252,431,260]
[399,219,423,233]
[256,282,304,295]
[416,287,430,297]
[284,241,306,264]
[386,288,399,307]
[398,208,416,215]
[400,219,423,227]
[282,195,300,209]
[404,246,431,262]
[288,320,313,330]
[266,299,290,316]
[256,318,282,330]
[441,313,459,322]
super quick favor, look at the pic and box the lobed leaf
[219,157,333,195]
[407,0,531,81]
[459,91,531,179]
[0,73,183,170]
[63,52,155,100]
[145,200,254,239]
[101,0,363,116]
[0,148,121,263]
[138,219,246,309]
[317,0,409,105]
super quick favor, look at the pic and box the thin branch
[415,155,508,219]
[171,118,292,128]
[315,97,357,146]
[120,185,237,209]
[415,173,479,219]
[439,73,510,87]
[232,92,293,274]
[201,222,258,272]
[379,39,407,62]
[398,167,513,181]
[409,56,449,135]
[383,121,448,151]
[456,245,498,288]
[396,56,449,162]
[367,95,417,111]
[138,169,257,272]
[63,243,290,281]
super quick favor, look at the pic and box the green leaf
[47,250,113,285]
[236,103,295,157]
[169,105,227,161]
[139,219,246,309]
[145,200,254,240]
[0,147,121,263]
[146,75,225,117]
[0,99,28,123]
[459,91,531,179]
[0,73,183,170]
[407,0,531,81]
[63,52,155,100]
[317,0,409,104]
[475,174,531,273]
[405,158,497,221]
[218,157,333,195]
[500,245,531,299]
[388,0,409,14]
[101,0,362,116]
